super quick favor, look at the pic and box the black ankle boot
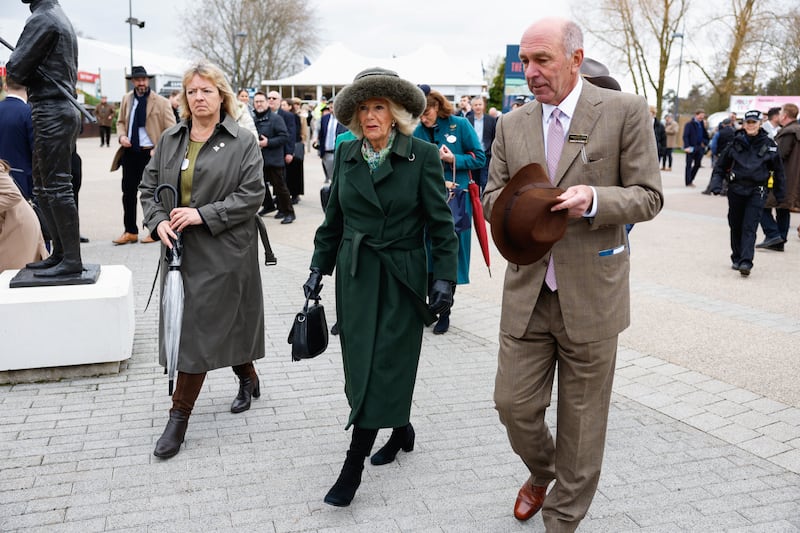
[230,375,260,413]
[324,450,365,507]
[370,423,415,465]
[154,410,189,459]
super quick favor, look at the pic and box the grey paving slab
[1,141,800,531]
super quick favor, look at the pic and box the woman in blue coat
[414,88,485,334]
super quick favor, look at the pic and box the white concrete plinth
[0,265,135,371]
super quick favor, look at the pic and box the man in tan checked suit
[482,18,664,532]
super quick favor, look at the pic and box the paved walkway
[1,139,799,532]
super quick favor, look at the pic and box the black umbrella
[154,184,183,395]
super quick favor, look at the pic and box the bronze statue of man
[7,0,83,277]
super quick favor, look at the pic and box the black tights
[350,426,378,457]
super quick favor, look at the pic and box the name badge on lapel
[569,134,589,163]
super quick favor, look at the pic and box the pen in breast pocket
[580,145,588,164]
[598,244,625,256]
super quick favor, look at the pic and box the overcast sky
[1,0,708,98]
[1,0,573,68]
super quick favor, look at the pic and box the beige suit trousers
[494,288,618,532]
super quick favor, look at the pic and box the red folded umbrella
[468,177,491,277]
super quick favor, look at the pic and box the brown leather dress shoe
[112,232,138,245]
[514,480,547,521]
[140,234,157,244]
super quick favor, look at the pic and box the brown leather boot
[231,363,260,413]
[153,409,189,458]
[153,372,205,459]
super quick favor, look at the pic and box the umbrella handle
[166,230,183,267]
[154,183,180,211]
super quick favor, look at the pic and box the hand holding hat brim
[490,163,568,265]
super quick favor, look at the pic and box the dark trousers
[286,154,304,198]
[71,151,82,211]
[31,100,81,256]
[660,148,673,169]
[759,207,791,242]
[477,157,491,193]
[31,101,79,207]
[120,148,151,234]
[262,165,294,216]
[684,149,703,185]
[99,126,111,146]
[728,187,767,268]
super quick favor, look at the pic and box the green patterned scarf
[361,129,396,173]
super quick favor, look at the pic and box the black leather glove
[428,279,454,315]
[303,267,323,299]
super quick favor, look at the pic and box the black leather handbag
[288,295,328,361]
[320,183,331,210]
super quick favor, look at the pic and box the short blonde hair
[179,61,236,121]
[346,98,418,138]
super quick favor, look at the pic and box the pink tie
[545,109,564,291]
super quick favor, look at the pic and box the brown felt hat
[580,57,621,91]
[490,163,568,265]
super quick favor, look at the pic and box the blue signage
[503,45,532,112]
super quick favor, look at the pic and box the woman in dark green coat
[304,68,458,507]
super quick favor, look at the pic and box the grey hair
[562,20,583,57]
[347,98,419,138]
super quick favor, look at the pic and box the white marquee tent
[262,43,487,102]
[1,17,190,101]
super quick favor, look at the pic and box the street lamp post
[673,31,685,118]
[126,0,145,73]
[233,31,247,91]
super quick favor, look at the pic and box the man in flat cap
[483,17,663,531]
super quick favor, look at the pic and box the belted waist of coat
[342,226,435,326]
[342,226,423,277]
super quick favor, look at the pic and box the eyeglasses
[267,96,279,100]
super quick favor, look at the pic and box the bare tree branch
[182,0,319,90]
[577,0,689,116]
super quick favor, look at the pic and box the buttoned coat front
[483,82,664,344]
[139,113,266,373]
[311,133,458,429]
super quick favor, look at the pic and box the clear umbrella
[154,184,183,395]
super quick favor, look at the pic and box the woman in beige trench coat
[0,160,48,271]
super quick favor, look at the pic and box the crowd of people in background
[2,5,799,528]
[645,103,800,276]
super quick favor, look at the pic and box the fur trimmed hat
[333,67,427,126]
